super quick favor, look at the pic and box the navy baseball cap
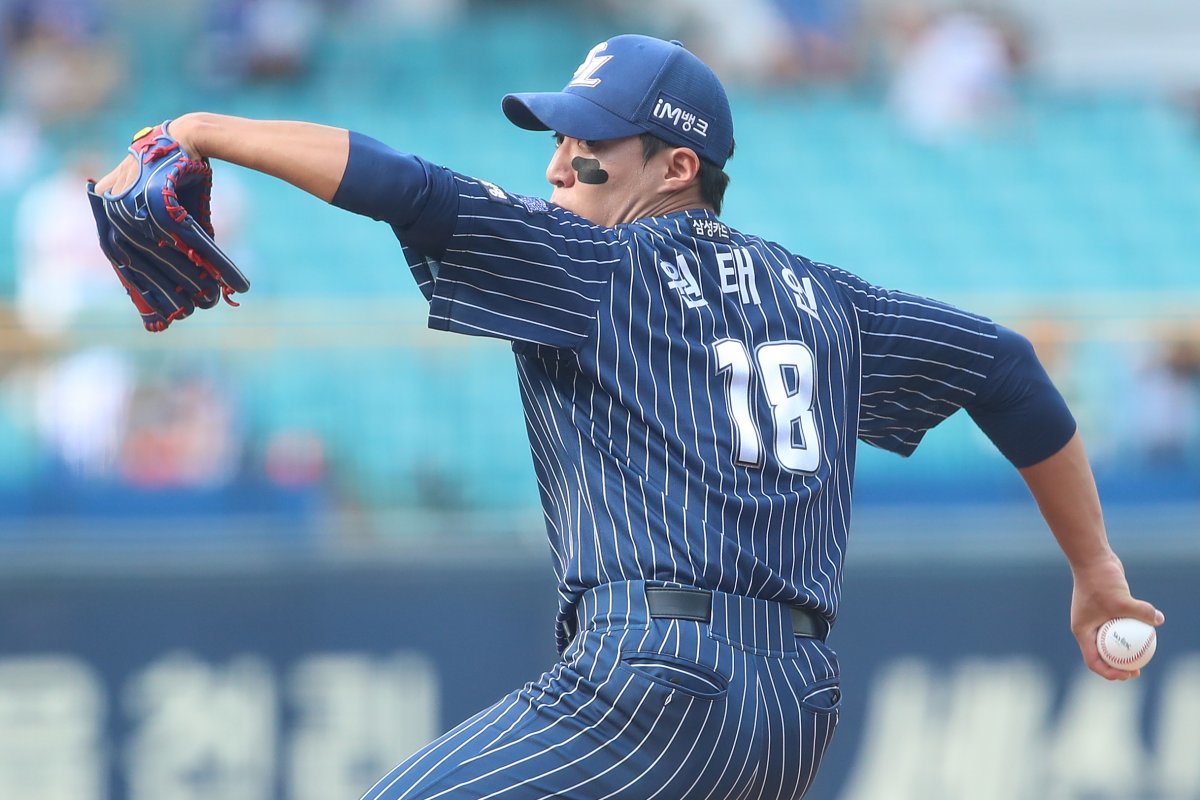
[503,34,735,168]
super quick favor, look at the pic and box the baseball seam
[1099,622,1155,667]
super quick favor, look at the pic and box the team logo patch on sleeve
[478,179,509,201]
[474,178,549,214]
[515,195,549,213]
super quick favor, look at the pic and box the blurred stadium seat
[0,2,1198,539]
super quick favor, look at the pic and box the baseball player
[93,34,1163,800]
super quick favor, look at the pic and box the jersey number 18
[714,339,821,473]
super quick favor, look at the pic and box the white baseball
[1097,617,1157,671]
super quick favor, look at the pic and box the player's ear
[660,147,702,193]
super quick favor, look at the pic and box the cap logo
[652,93,710,141]
[569,42,613,88]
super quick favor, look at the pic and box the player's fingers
[93,155,140,197]
[1079,637,1138,681]
[1097,664,1139,681]
[1106,599,1165,628]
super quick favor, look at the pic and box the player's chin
[549,191,580,214]
[549,193,602,223]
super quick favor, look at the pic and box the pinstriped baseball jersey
[402,165,999,650]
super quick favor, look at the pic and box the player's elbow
[966,324,1076,468]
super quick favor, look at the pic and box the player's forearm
[173,112,349,203]
[1017,431,1116,571]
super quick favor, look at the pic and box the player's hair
[640,134,734,215]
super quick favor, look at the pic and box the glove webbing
[161,159,240,307]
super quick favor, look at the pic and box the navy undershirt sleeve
[965,324,1077,468]
[330,131,456,257]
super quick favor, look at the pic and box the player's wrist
[1067,548,1122,578]
[168,112,212,160]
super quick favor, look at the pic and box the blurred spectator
[264,429,327,487]
[370,0,467,29]
[1133,336,1200,467]
[195,0,325,87]
[32,347,134,479]
[0,110,41,190]
[120,375,243,489]
[0,0,121,125]
[13,150,126,337]
[599,0,859,87]
[772,0,861,85]
[885,7,1027,140]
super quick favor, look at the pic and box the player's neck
[619,188,712,225]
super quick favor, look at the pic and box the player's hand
[1070,552,1164,680]
[93,115,203,196]
[86,116,248,331]
[92,152,140,196]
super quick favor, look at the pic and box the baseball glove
[87,121,250,332]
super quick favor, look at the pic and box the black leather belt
[645,587,828,641]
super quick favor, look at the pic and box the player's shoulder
[728,226,852,281]
[449,172,593,222]
[451,172,555,217]
[451,171,631,250]
[731,229,898,314]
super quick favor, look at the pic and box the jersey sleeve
[828,266,999,456]
[402,169,625,349]
[963,324,1077,467]
[331,131,623,348]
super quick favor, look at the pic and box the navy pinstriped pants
[362,581,841,800]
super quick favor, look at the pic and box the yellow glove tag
[131,125,154,143]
